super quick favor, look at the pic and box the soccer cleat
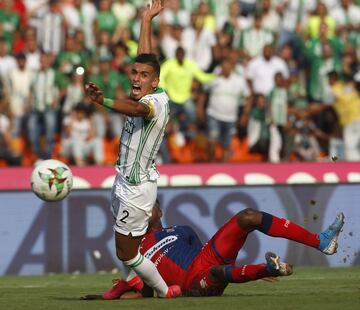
[318,212,345,255]
[265,252,293,277]
[102,276,144,300]
[164,285,182,298]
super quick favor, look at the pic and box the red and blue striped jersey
[139,226,203,287]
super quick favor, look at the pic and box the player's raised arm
[85,82,153,118]
[137,0,163,54]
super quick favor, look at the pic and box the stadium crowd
[0,0,359,166]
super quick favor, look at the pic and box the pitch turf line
[0,267,359,310]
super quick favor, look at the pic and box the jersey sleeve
[139,95,163,120]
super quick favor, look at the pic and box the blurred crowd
[0,0,359,166]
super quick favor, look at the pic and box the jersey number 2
[120,210,129,223]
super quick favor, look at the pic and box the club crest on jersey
[124,118,135,134]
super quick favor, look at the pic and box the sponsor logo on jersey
[144,235,178,260]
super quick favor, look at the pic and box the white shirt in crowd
[0,114,10,134]
[7,68,32,117]
[246,56,289,96]
[112,1,136,27]
[331,4,360,27]
[0,55,17,77]
[25,51,40,72]
[280,0,316,32]
[63,115,91,142]
[161,8,190,27]
[62,1,97,49]
[262,9,281,33]
[184,28,216,71]
[207,72,250,123]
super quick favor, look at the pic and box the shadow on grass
[50,295,103,301]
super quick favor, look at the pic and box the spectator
[6,52,31,137]
[27,51,64,159]
[246,44,289,96]
[205,59,251,162]
[239,0,257,17]
[331,0,360,51]
[0,37,16,77]
[37,0,66,55]
[112,0,136,28]
[0,0,20,49]
[288,68,308,110]
[221,0,252,46]
[268,72,288,163]
[331,58,360,161]
[61,103,103,166]
[62,67,86,117]
[260,0,281,34]
[161,0,190,27]
[23,27,40,71]
[238,11,274,60]
[187,11,216,71]
[303,23,343,102]
[89,54,129,138]
[292,116,322,161]
[61,0,97,50]
[56,35,88,75]
[306,2,336,39]
[95,0,118,36]
[277,0,317,49]
[160,24,185,60]
[248,94,270,157]
[0,101,21,165]
[160,46,215,133]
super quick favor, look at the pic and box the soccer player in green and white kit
[85,0,180,298]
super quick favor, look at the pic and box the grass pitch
[0,267,359,310]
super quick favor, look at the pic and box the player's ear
[151,76,159,89]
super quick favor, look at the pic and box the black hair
[134,53,160,77]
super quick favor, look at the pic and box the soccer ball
[30,159,73,202]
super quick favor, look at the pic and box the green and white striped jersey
[115,89,170,185]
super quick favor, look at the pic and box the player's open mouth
[132,85,141,96]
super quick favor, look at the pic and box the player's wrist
[103,98,114,108]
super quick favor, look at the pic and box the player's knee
[209,266,226,283]
[236,208,262,229]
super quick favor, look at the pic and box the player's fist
[85,82,104,106]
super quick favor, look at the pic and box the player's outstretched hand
[261,277,280,283]
[143,0,163,21]
[85,82,104,106]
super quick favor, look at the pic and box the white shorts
[111,173,157,237]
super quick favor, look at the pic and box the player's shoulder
[141,88,169,104]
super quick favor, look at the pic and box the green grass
[0,267,359,310]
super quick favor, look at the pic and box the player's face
[130,62,159,100]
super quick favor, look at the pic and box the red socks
[225,264,271,283]
[259,212,320,248]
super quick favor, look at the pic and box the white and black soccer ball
[30,159,73,202]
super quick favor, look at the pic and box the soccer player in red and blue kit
[102,200,344,298]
